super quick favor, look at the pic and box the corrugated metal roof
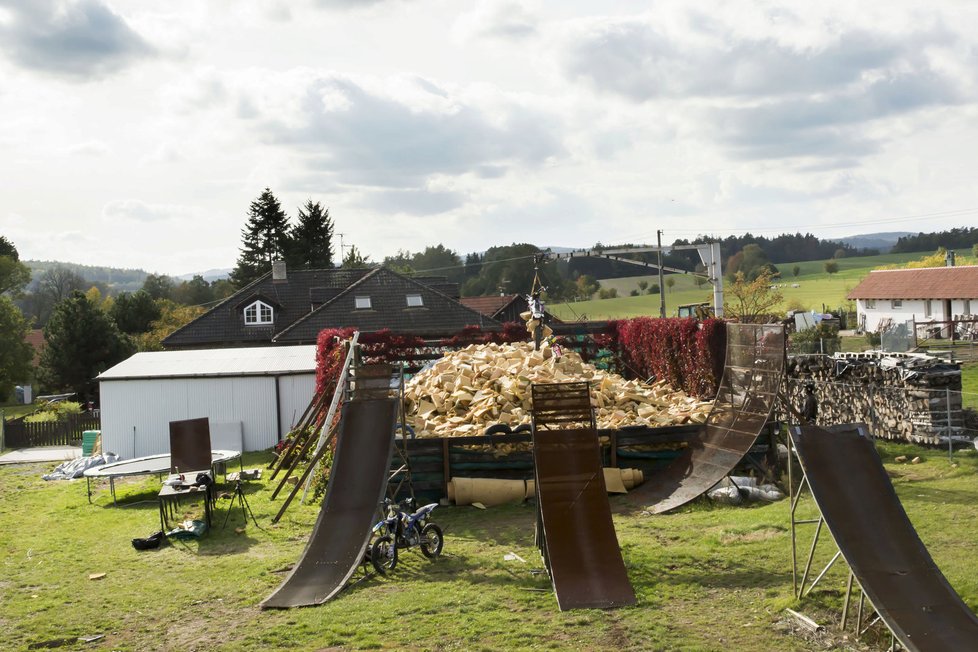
[98,345,317,381]
[847,266,978,300]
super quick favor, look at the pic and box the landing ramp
[532,383,636,611]
[261,398,397,608]
[635,323,785,513]
[793,424,978,652]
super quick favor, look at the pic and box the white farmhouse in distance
[847,266,978,334]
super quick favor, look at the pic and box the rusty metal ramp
[791,424,978,652]
[261,397,397,608]
[531,383,636,611]
[634,323,785,513]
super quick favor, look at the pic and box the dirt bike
[370,497,443,575]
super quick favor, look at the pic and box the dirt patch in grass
[719,527,782,544]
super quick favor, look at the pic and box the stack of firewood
[404,341,712,438]
[786,353,963,443]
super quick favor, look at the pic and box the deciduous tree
[723,269,783,324]
[0,297,33,401]
[142,273,174,300]
[111,290,161,334]
[135,300,206,351]
[0,236,31,295]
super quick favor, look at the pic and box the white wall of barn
[277,374,317,434]
[856,298,976,331]
[99,374,316,458]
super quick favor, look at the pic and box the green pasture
[1,443,977,651]
[550,248,978,321]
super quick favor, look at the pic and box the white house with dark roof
[847,266,978,333]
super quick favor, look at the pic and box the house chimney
[946,250,955,267]
[272,260,287,282]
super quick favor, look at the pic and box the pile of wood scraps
[404,342,712,438]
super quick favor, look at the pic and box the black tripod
[222,480,262,530]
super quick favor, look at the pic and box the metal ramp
[632,323,785,513]
[530,382,637,611]
[788,423,978,651]
[261,362,403,609]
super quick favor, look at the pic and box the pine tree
[341,245,369,269]
[289,200,334,268]
[37,291,134,400]
[230,188,292,288]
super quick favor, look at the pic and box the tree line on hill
[890,227,978,254]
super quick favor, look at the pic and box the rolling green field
[550,248,977,322]
[1,444,977,651]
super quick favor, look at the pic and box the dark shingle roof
[163,268,370,348]
[273,267,502,343]
[847,266,978,300]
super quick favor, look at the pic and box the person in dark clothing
[801,384,818,423]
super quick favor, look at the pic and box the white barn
[97,345,317,459]
[847,266,978,333]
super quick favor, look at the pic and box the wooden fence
[2,414,101,449]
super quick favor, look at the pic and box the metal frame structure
[785,423,896,648]
[542,241,724,317]
[786,420,978,651]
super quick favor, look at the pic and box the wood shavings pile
[405,342,712,437]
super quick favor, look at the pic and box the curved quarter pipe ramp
[793,424,978,652]
[261,397,397,608]
[635,323,785,513]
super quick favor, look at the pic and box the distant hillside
[24,260,150,294]
[834,232,912,253]
[176,268,231,282]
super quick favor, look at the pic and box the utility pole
[657,230,666,318]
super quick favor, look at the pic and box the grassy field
[1,444,977,651]
[550,248,978,322]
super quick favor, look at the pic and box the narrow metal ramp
[261,397,397,608]
[531,383,636,611]
[633,323,785,513]
[792,424,978,652]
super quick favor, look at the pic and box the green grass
[550,248,978,321]
[2,402,36,421]
[2,444,977,651]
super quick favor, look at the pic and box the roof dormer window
[244,300,274,325]
[355,296,372,310]
[406,293,424,307]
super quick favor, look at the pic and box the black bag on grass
[132,530,164,550]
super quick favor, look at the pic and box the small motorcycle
[370,497,443,575]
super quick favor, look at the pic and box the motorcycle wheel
[371,535,398,575]
[419,523,444,559]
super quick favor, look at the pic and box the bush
[24,400,83,423]
[25,411,58,424]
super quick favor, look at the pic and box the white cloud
[453,0,539,43]
[0,0,155,79]
[102,199,204,223]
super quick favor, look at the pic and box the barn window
[891,299,902,309]
[865,299,876,309]
[406,293,424,307]
[244,300,273,325]
[355,296,372,310]
[965,299,972,315]
[925,300,932,317]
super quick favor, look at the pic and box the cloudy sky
[2,0,978,276]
